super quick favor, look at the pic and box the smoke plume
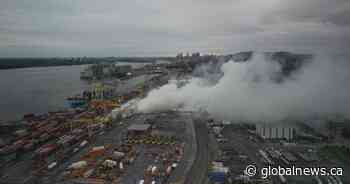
[137,53,350,122]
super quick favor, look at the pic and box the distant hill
[0,57,175,70]
[0,58,92,69]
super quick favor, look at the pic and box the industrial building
[255,123,297,141]
[127,124,151,137]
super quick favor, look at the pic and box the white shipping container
[69,161,87,169]
[92,146,105,151]
[151,166,158,175]
[103,160,117,168]
[48,162,57,170]
[83,169,94,178]
[80,140,88,147]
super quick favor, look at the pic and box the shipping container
[34,144,58,158]
[0,152,17,163]
[208,172,226,183]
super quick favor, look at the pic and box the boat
[66,96,87,108]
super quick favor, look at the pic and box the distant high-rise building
[176,53,184,59]
[191,52,200,57]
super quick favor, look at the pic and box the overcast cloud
[0,0,349,57]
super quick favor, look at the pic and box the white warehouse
[256,123,297,141]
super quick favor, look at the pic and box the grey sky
[0,0,349,57]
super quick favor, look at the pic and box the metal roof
[127,124,151,131]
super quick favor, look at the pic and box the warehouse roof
[127,124,151,131]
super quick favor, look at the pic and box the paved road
[185,115,209,184]
[168,112,197,183]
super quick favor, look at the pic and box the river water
[0,60,169,121]
[0,65,90,121]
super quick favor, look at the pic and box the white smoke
[137,53,350,122]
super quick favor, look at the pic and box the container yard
[44,111,194,184]
[0,110,195,184]
[2,54,350,184]
[0,62,196,184]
